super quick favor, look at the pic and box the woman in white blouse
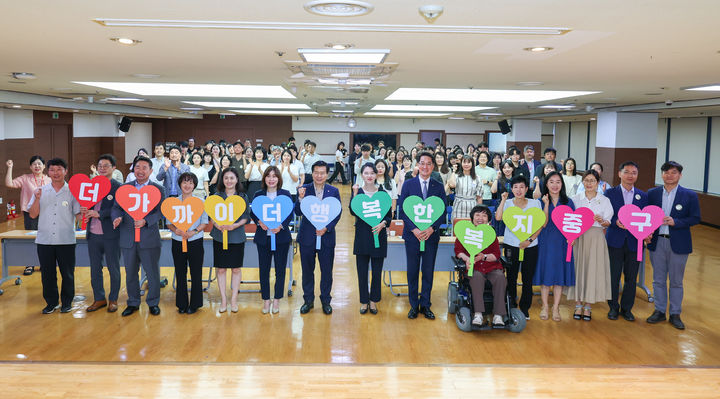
[278,150,300,202]
[567,169,614,321]
[374,159,398,216]
[244,147,269,201]
[562,158,583,197]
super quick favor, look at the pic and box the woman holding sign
[533,172,575,322]
[166,172,208,314]
[495,175,542,320]
[210,168,250,313]
[567,169,613,321]
[350,163,392,314]
[251,166,293,314]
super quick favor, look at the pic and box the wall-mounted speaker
[498,119,511,134]
[118,116,133,133]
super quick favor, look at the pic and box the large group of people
[3,136,701,331]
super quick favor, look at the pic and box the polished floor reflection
[0,184,719,396]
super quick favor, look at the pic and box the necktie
[422,180,428,199]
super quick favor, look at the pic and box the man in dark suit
[605,161,648,321]
[111,156,166,317]
[516,145,539,190]
[295,160,342,315]
[398,151,447,320]
[645,161,700,330]
[84,154,122,313]
[533,147,563,179]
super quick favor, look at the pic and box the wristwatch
[527,237,534,243]
[483,254,487,261]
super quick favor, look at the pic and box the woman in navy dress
[350,163,392,315]
[533,171,575,322]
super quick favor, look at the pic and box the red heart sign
[69,174,111,208]
[551,205,595,261]
[115,185,162,220]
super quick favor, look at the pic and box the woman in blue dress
[533,171,575,322]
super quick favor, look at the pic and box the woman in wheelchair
[454,205,507,327]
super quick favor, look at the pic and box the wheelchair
[447,256,526,333]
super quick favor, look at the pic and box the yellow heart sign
[204,195,247,249]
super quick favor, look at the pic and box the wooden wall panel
[505,141,541,160]
[0,138,42,222]
[152,115,292,149]
[596,147,656,191]
[698,193,720,227]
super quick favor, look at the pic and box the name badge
[635,194,641,200]
[107,195,114,201]
[675,204,682,211]
[62,201,68,207]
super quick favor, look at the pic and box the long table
[0,230,296,296]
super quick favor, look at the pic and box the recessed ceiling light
[132,73,161,79]
[318,77,372,85]
[386,88,599,103]
[326,43,354,50]
[73,82,296,98]
[114,112,120,115]
[111,37,141,45]
[105,97,146,102]
[517,81,544,86]
[73,109,80,112]
[230,110,318,116]
[590,117,596,120]
[524,47,553,52]
[448,117,465,120]
[183,101,310,109]
[180,107,205,111]
[332,110,353,113]
[94,19,570,35]
[11,72,36,80]
[304,1,374,17]
[364,112,450,117]
[538,105,575,109]
[557,119,563,122]
[372,104,495,112]
[11,105,21,108]
[299,48,389,64]
[683,84,720,91]
[480,112,504,116]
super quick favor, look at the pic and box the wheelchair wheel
[455,306,473,332]
[447,282,459,314]
[507,308,526,333]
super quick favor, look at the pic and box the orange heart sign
[116,185,162,242]
[161,196,205,252]
[204,195,246,249]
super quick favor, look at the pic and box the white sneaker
[493,315,505,326]
[472,313,484,325]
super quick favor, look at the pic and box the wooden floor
[1,183,719,397]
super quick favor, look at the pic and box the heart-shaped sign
[69,174,112,230]
[453,221,497,276]
[350,191,392,248]
[300,196,343,249]
[205,194,247,250]
[402,195,445,251]
[161,196,205,252]
[618,204,665,260]
[551,205,595,261]
[115,184,162,242]
[502,206,546,261]
[251,194,294,251]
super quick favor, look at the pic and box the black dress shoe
[620,309,635,321]
[419,306,435,320]
[186,307,197,314]
[646,310,666,324]
[149,306,161,315]
[178,307,187,314]
[322,303,332,315]
[60,305,72,313]
[607,308,619,320]
[369,306,378,315]
[300,302,314,314]
[407,307,419,319]
[669,314,685,330]
[122,306,139,317]
[359,304,368,314]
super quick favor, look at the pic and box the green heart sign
[350,190,393,248]
[402,195,445,251]
[453,221,497,277]
[502,206,546,261]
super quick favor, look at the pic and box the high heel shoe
[271,300,280,314]
[573,304,583,320]
[552,305,561,322]
[219,304,227,313]
[539,305,549,320]
[231,304,239,313]
[369,302,378,315]
[582,305,592,321]
[359,304,369,314]
[262,301,270,314]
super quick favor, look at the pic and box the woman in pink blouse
[5,155,51,275]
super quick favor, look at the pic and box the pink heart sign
[617,204,665,261]
[551,205,595,261]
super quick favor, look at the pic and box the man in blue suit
[398,151,447,320]
[84,154,123,313]
[645,161,700,330]
[111,156,166,317]
[295,160,342,315]
[605,161,648,321]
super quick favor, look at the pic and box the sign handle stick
[519,248,525,262]
[182,238,188,253]
[223,230,228,250]
[420,239,425,252]
[316,235,322,250]
[636,241,643,262]
[373,232,379,248]
[565,241,573,262]
[270,233,276,251]
[134,227,140,242]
